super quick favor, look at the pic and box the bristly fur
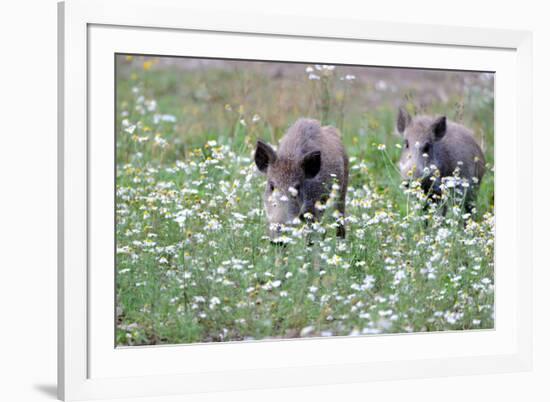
[254,118,349,239]
[396,109,485,212]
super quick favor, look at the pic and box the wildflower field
[115,56,495,346]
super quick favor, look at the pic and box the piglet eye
[268,181,275,192]
[422,143,431,154]
[404,139,409,149]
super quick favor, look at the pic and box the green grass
[115,56,494,346]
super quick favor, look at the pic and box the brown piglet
[254,118,349,242]
[396,108,485,213]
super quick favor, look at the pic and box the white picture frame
[58,0,533,400]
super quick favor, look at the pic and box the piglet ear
[302,150,321,179]
[397,107,411,134]
[254,140,276,173]
[432,116,447,140]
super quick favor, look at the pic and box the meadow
[115,56,494,346]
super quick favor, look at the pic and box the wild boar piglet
[396,108,485,213]
[254,118,349,242]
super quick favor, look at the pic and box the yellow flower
[143,60,154,71]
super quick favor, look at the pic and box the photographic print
[115,55,494,346]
